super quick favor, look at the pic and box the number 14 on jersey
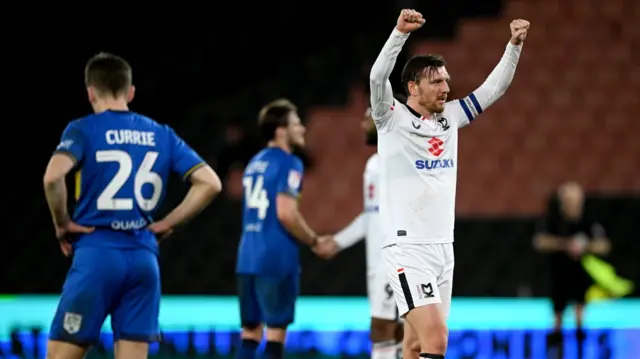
[242,176,270,220]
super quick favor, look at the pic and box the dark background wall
[3,0,638,297]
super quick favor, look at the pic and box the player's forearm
[280,212,317,247]
[43,179,69,226]
[371,29,409,82]
[533,234,566,252]
[160,182,219,228]
[370,29,409,109]
[334,212,366,250]
[473,43,522,109]
[587,237,611,255]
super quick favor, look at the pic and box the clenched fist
[396,9,425,34]
[510,19,530,45]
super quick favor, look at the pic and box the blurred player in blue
[43,53,222,359]
[235,99,325,359]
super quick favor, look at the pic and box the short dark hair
[401,54,447,95]
[84,53,132,97]
[258,99,297,141]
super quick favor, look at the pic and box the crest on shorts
[287,170,301,190]
[63,312,82,334]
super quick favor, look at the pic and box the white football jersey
[369,28,522,246]
[376,101,471,246]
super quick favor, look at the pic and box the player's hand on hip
[149,220,174,243]
[509,19,530,45]
[55,220,94,240]
[396,9,425,34]
[58,241,73,257]
[55,220,94,257]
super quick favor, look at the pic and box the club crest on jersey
[63,312,82,334]
[288,170,301,190]
[437,117,450,131]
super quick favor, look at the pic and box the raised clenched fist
[396,9,425,34]
[510,19,530,45]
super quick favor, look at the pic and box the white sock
[372,340,401,359]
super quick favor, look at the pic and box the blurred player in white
[369,9,529,359]
[315,95,407,359]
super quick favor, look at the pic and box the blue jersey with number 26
[55,110,204,253]
[236,147,304,277]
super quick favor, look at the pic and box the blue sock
[264,341,284,359]
[236,339,259,359]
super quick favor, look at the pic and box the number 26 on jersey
[96,150,163,212]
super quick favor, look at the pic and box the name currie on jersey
[414,158,455,170]
[106,130,156,147]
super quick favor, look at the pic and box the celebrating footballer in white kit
[369,9,529,359]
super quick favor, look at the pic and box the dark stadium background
[2,0,639,358]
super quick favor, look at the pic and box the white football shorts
[382,243,454,319]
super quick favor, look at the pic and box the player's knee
[428,329,449,354]
[241,324,264,342]
[265,327,287,343]
[426,322,448,351]
[46,340,87,359]
[410,327,447,355]
[370,318,398,342]
[114,340,149,359]
[409,312,448,353]
[404,334,420,353]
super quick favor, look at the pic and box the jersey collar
[406,104,428,121]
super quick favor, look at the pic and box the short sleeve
[54,121,85,164]
[167,126,205,179]
[276,156,304,198]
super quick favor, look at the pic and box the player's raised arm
[457,19,529,126]
[370,9,424,127]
